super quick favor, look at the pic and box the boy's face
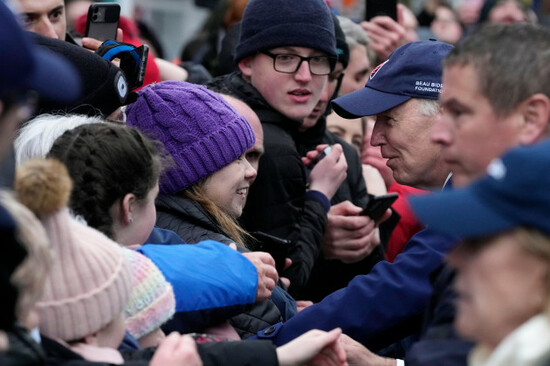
[239,46,329,122]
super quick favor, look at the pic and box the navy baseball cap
[332,40,453,118]
[0,2,81,103]
[409,140,550,239]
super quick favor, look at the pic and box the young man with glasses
[208,0,349,297]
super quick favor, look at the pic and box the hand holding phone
[360,193,398,221]
[308,145,333,169]
[251,231,291,274]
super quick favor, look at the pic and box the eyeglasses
[261,51,335,76]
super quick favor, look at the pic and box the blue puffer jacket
[138,240,258,334]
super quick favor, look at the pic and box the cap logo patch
[370,60,388,80]
[116,73,128,100]
[487,158,507,180]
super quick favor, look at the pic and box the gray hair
[15,114,104,166]
[417,99,441,118]
[337,15,369,49]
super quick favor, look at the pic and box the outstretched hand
[276,328,347,366]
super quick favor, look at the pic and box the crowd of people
[1,0,550,365]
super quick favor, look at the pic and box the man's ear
[121,193,136,225]
[519,93,550,145]
[238,56,255,78]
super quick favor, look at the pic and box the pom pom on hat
[15,159,131,342]
[126,81,255,194]
[122,248,175,340]
[15,159,72,216]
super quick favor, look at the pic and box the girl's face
[448,232,548,349]
[130,182,159,246]
[202,155,257,219]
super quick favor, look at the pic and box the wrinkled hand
[323,201,380,263]
[276,328,347,366]
[340,334,396,366]
[242,251,278,302]
[361,4,410,61]
[304,144,348,201]
[150,333,203,366]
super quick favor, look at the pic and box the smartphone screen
[85,3,120,41]
[365,0,397,21]
[360,193,398,220]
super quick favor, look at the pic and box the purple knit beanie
[126,81,255,194]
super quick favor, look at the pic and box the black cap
[32,34,133,118]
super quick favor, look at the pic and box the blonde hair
[513,227,550,314]
[184,182,251,248]
[0,191,52,324]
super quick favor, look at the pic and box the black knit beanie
[235,0,337,62]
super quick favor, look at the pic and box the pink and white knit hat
[122,248,175,340]
[15,159,131,342]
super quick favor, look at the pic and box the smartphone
[308,145,332,169]
[365,0,397,21]
[251,231,291,274]
[85,3,120,41]
[360,193,398,221]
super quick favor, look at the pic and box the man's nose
[294,60,313,82]
[38,18,59,39]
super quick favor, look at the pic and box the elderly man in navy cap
[332,39,452,190]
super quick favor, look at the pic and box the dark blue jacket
[404,265,474,365]
[256,228,458,351]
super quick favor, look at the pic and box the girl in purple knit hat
[126,81,296,340]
